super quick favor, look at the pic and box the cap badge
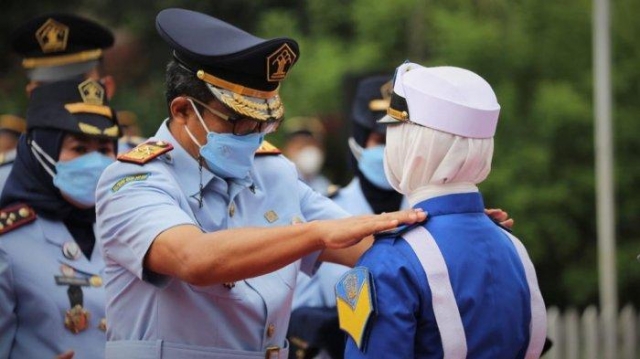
[78,79,105,105]
[36,18,69,53]
[266,44,297,82]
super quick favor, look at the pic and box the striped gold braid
[197,70,279,100]
[216,91,284,121]
[22,49,103,69]
[64,103,113,118]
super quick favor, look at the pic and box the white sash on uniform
[403,226,546,359]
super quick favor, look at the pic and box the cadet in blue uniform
[95,8,425,359]
[0,79,121,358]
[337,63,547,358]
[0,114,26,190]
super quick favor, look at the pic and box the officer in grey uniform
[0,79,121,358]
[0,114,26,190]
[95,8,425,359]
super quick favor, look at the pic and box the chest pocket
[189,281,247,299]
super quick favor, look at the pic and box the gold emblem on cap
[266,44,297,82]
[78,79,105,105]
[36,18,69,53]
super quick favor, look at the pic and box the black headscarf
[0,128,96,258]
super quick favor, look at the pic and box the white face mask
[292,146,324,177]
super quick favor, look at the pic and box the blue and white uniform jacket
[339,192,546,359]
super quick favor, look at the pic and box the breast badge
[335,266,377,351]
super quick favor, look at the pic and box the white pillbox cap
[379,63,500,139]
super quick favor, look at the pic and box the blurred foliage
[0,0,638,309]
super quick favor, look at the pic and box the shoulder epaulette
[373,218,428,240]
[117,140,174,165]
[0,203,36,235]
[327,184,340,199]
[255,140,281,156]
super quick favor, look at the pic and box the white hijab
[383,123,494,206]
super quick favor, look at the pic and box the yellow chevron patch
[335,267,376,351]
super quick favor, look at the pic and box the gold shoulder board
[255,140,281,156]
[0,203,36,235]
[117,140,174,165]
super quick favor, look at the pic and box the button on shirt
[96,120,348,356]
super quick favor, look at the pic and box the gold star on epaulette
[117,140,174,165]
[255,140,281,156]
[0,203,36,235]
[335,267,376,351]
[326,184,340,199]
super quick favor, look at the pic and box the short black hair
[164,59,214,115]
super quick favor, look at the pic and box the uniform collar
[413,192,485,217]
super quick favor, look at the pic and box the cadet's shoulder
[373,218,429,241]
[0,203,37,237]
[117,140,174,166]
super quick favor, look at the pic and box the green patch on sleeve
[111,173,150,192]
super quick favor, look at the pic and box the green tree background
[1,0,638,309]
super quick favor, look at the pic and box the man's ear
[101,75,117,100]
[169,97,193,125]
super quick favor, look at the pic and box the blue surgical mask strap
[30,139,57,178]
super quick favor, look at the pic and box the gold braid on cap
[208,86,284,121]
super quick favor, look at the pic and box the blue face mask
[358,145,394,190]
[53,152,115,207]
[186,99,263,180]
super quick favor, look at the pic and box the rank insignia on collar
[118,140,174,165]
[335,266,377,351]
[0,203,36,235]
[255,140,281,156]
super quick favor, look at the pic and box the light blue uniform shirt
[0,149,17,193]
[96,120,348,359]
[345,193,535,359]
[0,216,107,359]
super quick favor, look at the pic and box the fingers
[55,351,75,359]
[500,218,514,229]
[378,208,427,224]
[485,208,508,222]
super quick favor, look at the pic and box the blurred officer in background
[282,116,333,196]
[1,13,117,198]
[337,63,546,358]
[0,114,27,188]
[11,13,116,98]
[116,110,146,153]
[0,79,120,359]
[95,8,425,359]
